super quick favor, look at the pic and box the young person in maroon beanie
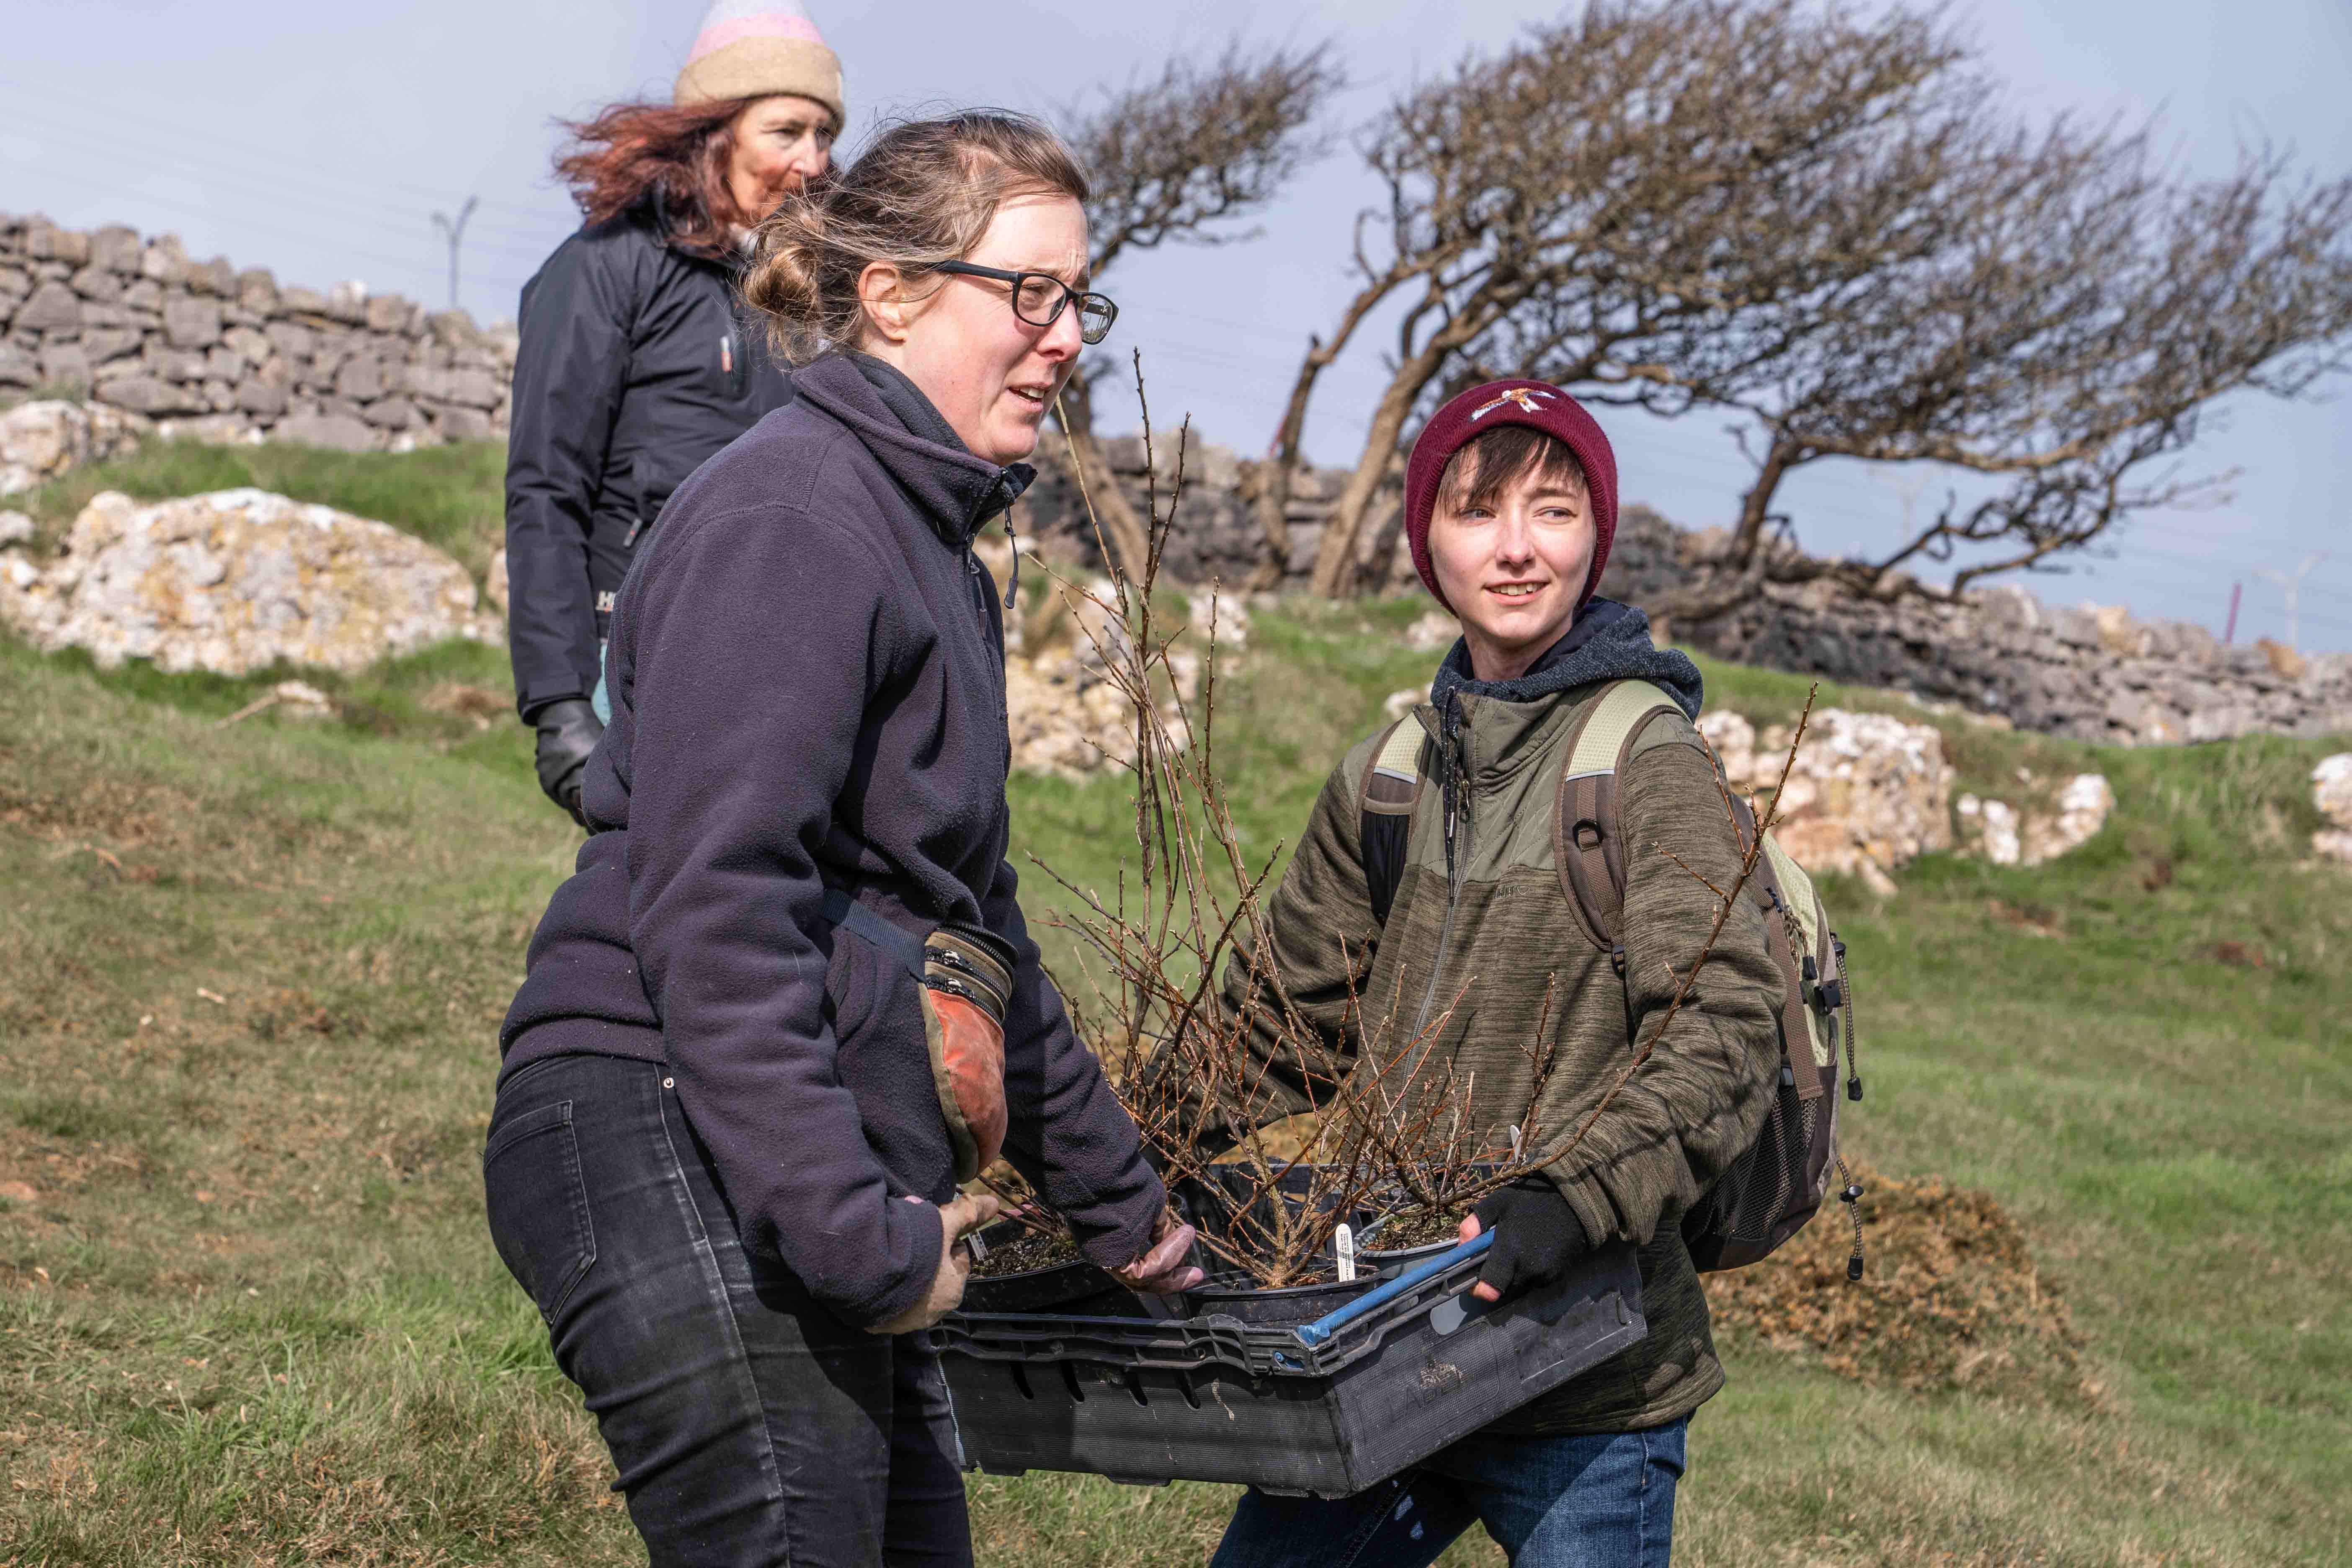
[1161,381,1786,1566]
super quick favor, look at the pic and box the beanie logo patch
[1470,387,1556,421]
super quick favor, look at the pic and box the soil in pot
[1359,1207,1469,1253]
[970,1227,1082,1279]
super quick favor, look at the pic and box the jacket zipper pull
[999,488,1021,609]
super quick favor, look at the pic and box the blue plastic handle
[1293,1230,1493,1348]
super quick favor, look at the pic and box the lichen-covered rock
[271,679,334,720]
[2314,754,2352,865]
[1702,707,1952,893]
[1955,774,2112,868]
[1189,586,1248,654]
[1406,609,1456,651]
[485,547,509,615]
[1004,650,1137,777]
[969,548,1243,779]
[0,488,493,674]
[0,399,147,495]
[1956,794,2023,867]
[2023,774,2115,864]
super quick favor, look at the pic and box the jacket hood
[790,352,1034,550]
[1429,598,1702,719]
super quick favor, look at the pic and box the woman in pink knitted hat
[505,0,848,828]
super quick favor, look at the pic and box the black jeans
[483,1053,970,1567]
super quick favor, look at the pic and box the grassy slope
[2,452,2346,1564]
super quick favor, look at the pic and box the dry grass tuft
[1709,1166,2101,1408]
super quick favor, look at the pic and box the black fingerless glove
[531,698,604,828]
[1471,1178,1591,1304]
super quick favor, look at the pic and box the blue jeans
[1210,1418,1687,1568]
[482,1052,970,1568]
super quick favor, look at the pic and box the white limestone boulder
[1703,707,1954,893]
[1955,773,2113,868]
[0,487,494,674]
[2313,754,2352,865]
[0,400,147,496]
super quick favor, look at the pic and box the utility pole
[431,196,479,313]
[2252,553,2325,651]
[2223,582,2240,644]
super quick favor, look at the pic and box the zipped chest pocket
[622,453,678,550]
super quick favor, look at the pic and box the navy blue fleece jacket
[498,353,1166,1329]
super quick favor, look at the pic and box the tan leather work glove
[869,1191,1002,1336]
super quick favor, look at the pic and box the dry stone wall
[1019,436,2349,748]
[0,214,515,453]
[1019,431,1408,591]
[1671,568,2352,748]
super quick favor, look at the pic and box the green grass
[10,439,507,582]
[1,451,2346,1563]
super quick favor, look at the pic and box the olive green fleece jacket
[1154,636,1785,1434]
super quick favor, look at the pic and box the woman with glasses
[483,110,1184,1568]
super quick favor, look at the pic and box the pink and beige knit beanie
[674,0,845,131]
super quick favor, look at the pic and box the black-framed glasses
[935,261,1117,345]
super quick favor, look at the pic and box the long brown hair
[555,99,756,258]
[743,110,1089,363]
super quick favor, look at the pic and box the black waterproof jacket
[499,354,1166,1330]
[504,204,794,720]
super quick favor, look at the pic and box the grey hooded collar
[1429,598,1703,720]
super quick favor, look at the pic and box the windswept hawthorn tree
[1629,140,2352,620]
[1269,0,2352,607]
[1271,0,1975,596]
[1054,41,1344,577]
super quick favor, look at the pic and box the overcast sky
[5,0,2347,647]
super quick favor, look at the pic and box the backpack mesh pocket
[1685,1078,1825,1272]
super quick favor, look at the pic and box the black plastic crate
[934,1230,1646,1498]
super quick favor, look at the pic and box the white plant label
[1333,1223,1357,1283]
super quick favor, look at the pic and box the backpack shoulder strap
[1553,681,1686,962]
[1356,716,1427,928]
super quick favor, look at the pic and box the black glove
[531,698,604,828]
[1470,1178,1591,1305]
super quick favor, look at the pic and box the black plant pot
[959,1220,1137,1317]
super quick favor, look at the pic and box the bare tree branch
[1050,39,1346,580]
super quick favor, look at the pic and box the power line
[0,71,565,236]
[0,109,561,269]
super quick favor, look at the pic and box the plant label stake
[1333,1223,1357,1283]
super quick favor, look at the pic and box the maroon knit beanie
[1403,379,1618,613]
